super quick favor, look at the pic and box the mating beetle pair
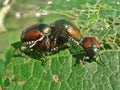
[21,19,101,62]
[21,19,81,51]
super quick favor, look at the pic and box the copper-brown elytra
[81,37,104,66]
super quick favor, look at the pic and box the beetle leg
[37,35,45,42]
[53,38,57,47]
[29,35,45,48]
[29,41,37,48]
[46,36,50,49]
[50,31,59,48]
[68,36,79,45]
[71,42,80,53]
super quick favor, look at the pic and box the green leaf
[5,48,15,66]
[2,49,120,90]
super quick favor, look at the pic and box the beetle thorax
[42,27,52,35]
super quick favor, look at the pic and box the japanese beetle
[82,37,100,59]
[50,19,81,46]
[21,23,52,49]
[20,19,81,53]
[81,37,104,65]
